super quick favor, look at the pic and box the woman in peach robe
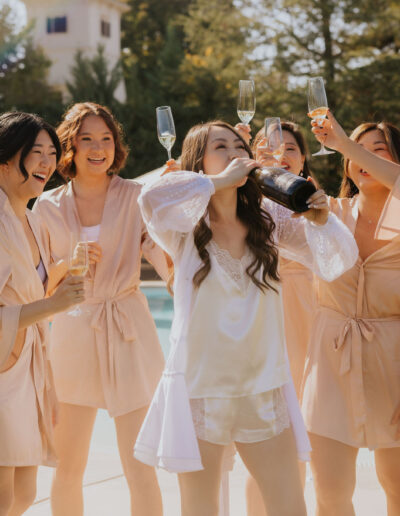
[34,103,169,516]
[0,112,85,516]
[302,112,400,516]
[235,121,317,515]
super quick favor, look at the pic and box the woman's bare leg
[114,406,162,516]
[375,447,400,516]
[237,428,306,516]
[51,403,97,516]
[178,439,225,516]
[245,460,306,516]
[0,467,15,516]
[309,433,358,516]
[8,467,37,516]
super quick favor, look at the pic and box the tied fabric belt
[87,286,139,388]
[320,306,400,431]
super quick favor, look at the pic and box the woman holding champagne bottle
[134,120,358,516]
[302,110,400,516]
[0,112,85,516]
[33,102,169,516]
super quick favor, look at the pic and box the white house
[23,0,129,102]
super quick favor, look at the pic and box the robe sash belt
[88,286,139,389]
[320,306,400,432]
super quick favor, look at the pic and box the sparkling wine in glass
[308,77,335,156]
[156,106,176,160]
[265,117,285,165]
[67,234,89,317]
[237,80,256,124]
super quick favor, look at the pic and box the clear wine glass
[156,106,176,160]
[237,80,256,124]
[308,77,335,156]
[265,117,285,165]
[67,233,89,317]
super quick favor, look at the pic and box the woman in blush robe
[303,111,400,516]
[34,102,169,516]
[0,112,84,516]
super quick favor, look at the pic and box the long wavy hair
[339,121,400,198]
[180,120,280,292]
[252,120,315,180]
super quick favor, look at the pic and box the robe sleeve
[263,198,359,282]
[375,175,400,240]
[138,171,215,258]
[0,238,22,368]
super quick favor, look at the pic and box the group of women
[0,99,399,516]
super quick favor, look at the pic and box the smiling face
[73,115,115,178]
[347,129,394,194]
[4,129,57,200]
[202,126,250,179]
[280,130,305,175]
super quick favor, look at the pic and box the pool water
[142,286,173,357]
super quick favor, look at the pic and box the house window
[47,16,67,34]
[101,20,111,38]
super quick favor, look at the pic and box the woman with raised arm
[33,103,169,516]
[0,112,84,516]
[134,120,358,516]
[241,121,318,515]
[302,112,400,516]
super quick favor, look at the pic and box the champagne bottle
[252,167,317,213]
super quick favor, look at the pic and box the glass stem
[167,148,171,161]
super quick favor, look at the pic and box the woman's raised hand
[73,241,101,266]
[234,123,252,145]
[256,137,280,167]
[310,110,348,153]
[213,157,261,191]
[161,159,181,176]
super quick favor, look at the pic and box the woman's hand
[293,185,329,225]
[256,137,280,167]
[391,402,400,440]
[212,157,262,191]
[49,276,85,313]
[234,123,252,145]
[73,241,101,266]
[310,110,349,153]
[161,159,181,176]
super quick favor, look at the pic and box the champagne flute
[67,233,89,317]
[156,106,176,160]
[308,77,335,156]
[237,80,256,124]
[265,117,285,165]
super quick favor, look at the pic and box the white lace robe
[135,171,358,472]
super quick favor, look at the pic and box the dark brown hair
[252,120,315,180]
[180,120,280,291]
[340,122,400,198]
[56,102,128,179]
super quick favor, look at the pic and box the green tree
[66,45,123,112]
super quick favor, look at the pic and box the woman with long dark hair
[134,120,357,516]
[303,111,400,516]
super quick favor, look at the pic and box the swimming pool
[142,286,173,357]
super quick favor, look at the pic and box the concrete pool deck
[26,410,387,516]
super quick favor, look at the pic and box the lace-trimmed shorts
[189,388,290,445]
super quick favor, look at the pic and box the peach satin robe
[0,189,56,466]
[302,187,400,449]
[34,176,167,417]
[280,258,315,397]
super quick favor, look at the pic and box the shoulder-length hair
[56,102,129,179]
[180,120,280,292]
[339,121,400,198]
[252,120,315,180]
[0,112,61,181]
